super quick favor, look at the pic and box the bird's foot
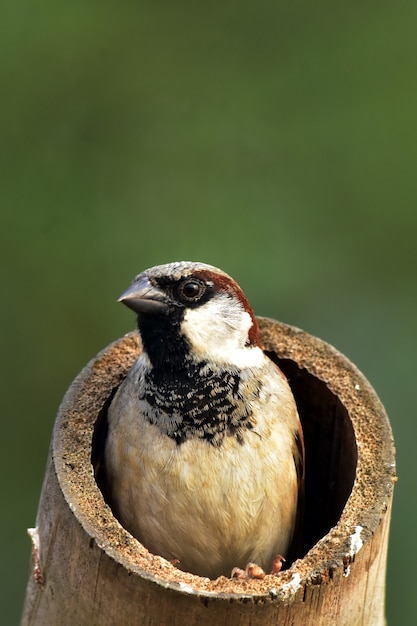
[231,555,285,579]
[231,562,266,579]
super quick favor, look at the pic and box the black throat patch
[141,360,261,446]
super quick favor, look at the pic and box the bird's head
[118,262,263,368]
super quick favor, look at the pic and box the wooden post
[21,318,396,626]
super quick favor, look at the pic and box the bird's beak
[118,277,170,314]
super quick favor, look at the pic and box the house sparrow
[104,261,304,579]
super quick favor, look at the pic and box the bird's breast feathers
[105,357,299,577]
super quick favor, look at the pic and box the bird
[104,261,304,579]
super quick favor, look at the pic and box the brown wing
[288,413,305,563]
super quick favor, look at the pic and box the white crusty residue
[349,525,364,557]
[27,527,40,550]
[280,572,301,597]
[178,582,198,595]
[343,525,364,577]
[28,527,44,585]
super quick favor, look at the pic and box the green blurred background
[1,1,416,623]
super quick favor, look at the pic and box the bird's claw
[231,562,266,579]
[231,555,285,579]
[271,554,285,574]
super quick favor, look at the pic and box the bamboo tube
[21,318,396,625]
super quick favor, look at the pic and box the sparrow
[104,261,304,579]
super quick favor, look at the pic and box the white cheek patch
[181,294,264,367]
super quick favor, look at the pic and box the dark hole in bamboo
[272,355,358,558]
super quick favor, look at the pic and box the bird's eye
[176,278,206,303]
